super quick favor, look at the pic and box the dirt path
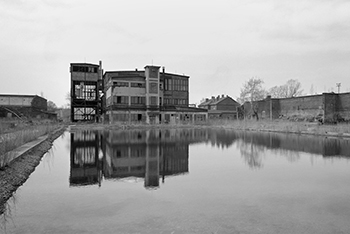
[0,126,66,214]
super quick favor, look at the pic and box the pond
[1,128,350,234]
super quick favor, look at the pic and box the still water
[1,128,350,234]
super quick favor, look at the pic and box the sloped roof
[199,96,239,106]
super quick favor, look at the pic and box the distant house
[0,94,56,120]
[198,95,240,120]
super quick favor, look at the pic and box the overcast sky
[1,0,350,107]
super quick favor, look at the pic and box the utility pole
[336,83,341,94]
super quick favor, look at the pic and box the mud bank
[0,126,66,214]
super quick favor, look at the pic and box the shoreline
[68,120,350,138]
[0,126,66,215]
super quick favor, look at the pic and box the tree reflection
[238,139,264,169]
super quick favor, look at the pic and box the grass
[206,119,350,135]
[0,120,61,157]
[69,119,350,137]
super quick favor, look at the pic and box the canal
[1,128,350,234]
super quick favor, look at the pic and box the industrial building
[70,61,207,123]
[70,62,103,122]
[0,94,56,119]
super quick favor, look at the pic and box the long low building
[0,94,56,119]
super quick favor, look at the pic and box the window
[114,96,128,104]
[72,66,98,73]
[131,96,146,104]
[115,82,129,87]
[149,82,158,94]
[150,96,157,105]
[131,82,145,88]
[74,84,97,100]
[168,79,172,91]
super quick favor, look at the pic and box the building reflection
[70,131,103,187]
[70,128,350,183]
[71,128,217,189]
[102,130,191,188]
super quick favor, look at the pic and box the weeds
[0,123,59,157]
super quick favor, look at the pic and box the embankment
[0,126,66,214]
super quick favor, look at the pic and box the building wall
[337,93,350,120]
[31,96,47,110]
[247,92,350,122]
[278,95,323,118]
[215,98,239,111]
[0,96,33,107]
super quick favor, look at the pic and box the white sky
[1,0,350,107]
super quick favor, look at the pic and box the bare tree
[239,77,266,120]
[286,79,303,97]
[268,79,303,98]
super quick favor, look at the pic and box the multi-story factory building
[70,62,103,122]
[103,65,207,124]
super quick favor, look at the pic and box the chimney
[162,66,165,73]
[222,94,224,98]
[135,68,138,71]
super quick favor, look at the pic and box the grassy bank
[68,119,350,137]
[0,120,63,156]
[207,119,350,136]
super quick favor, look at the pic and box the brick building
[0,94,56,119]
[198,95,240,120]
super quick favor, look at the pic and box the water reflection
[70,128,350,188]
[235,131,350,168]
[70,131,102,187]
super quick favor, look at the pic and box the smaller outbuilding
[198,95,240,120]
[0,94,57,120]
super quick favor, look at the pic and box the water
[1,128,350,234]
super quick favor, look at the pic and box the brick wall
[278,95,323,118]
[337,92,350,121]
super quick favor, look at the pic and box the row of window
[72,66,98,73]
[74,84,97,100]
[109,96,188,106]
[112,96,157,105]
[115,82,146,88]
[113,80,188,92]
[164,78,188,91]
[164,98,188,105]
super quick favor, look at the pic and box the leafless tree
[268,79,303,98]
[239,77,267,120]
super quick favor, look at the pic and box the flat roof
[0,94,44,99]
[104,70,189,78]
[70,63,99,67]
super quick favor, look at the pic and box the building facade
[70,62,103,122]
[103,65,207,124]
[198,95,240,120]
